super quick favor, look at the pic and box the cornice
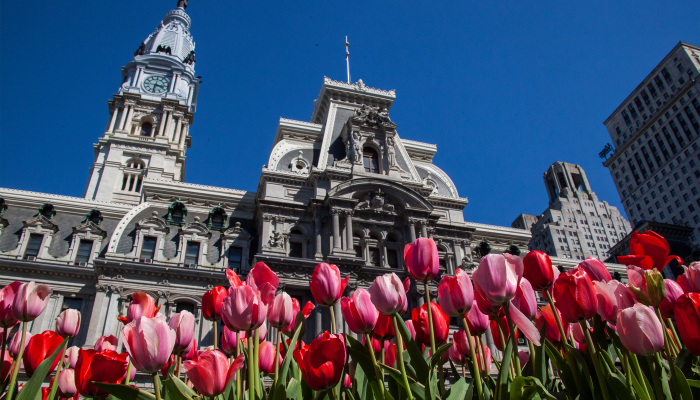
[322,77,396,98]
[0,188,134,218]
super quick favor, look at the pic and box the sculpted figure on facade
[386,137,397,169]
[347,130,363,163]
[269,230,284,248]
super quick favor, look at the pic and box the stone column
[107,106,119,133]
[84,289,109,347]
[420,221,428,238]
[124,105,135,133]
[331,208,341,252]
[408,218,417,242]
[164,110,174,138]
[314,216,323,260]
[179,123,188,147]
[315,307,323,336]
[158,110,168,136]
[416,293,425,307]
[117,104,129,131]
[345,210,353,251]
[334,301,343,335]
[172,116,182,142]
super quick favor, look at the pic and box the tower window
[25,234,43,258]
[38,203,56,220]
[141,122,153,137]
[141,236,157,260]
[228,247,242,271]
[363,147,380,173]
[75,240,93,264]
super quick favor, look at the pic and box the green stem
[125,360,133,385]
[247,332,254,400]
[392,315,413,400]
[544,291,581,391]
[476,335,487,375]
[580,320,611,400]
[273,330,281,388]
[629,353,650,399]
[47,341,68,400]
[646,355,664,400]
[152,373,162,400]
[214,321,218,350]
[254,328,261,397]
[504,304,522,377]
[494,318,513,381]
[6,322,27,400]
[543,291,570,347]
[423,282,436,355]
[461,316,483,400]
[236,331,241,400]
[527,340,536,372]
[666,318,682,355]
[0,328,7,389]
[329,305,337,335]
[621,348,633,390]
[364,333,386,398]
[655,307,679,396]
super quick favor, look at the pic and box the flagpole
[345,36,351,84]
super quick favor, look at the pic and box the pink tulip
[169,310,195,356]
[594,281,619,324]
[465,301,489,335]
[511,278,537,320]
[310,263,349,307]
[246,262,279,293]
[118,292,159,325]
[571,323,586,344]
[124,355,137,381]
[221,285,268,332]
[221,327,239,354]
[473,254,522,307]
[258,322,268,341]
[226,269,243,288]
[183,350,245,397]
[617,303,665,356]
[659,279,684,318]
[258,341,281,375]
[121,315,176,373]
[57,368,77,398]
[9,331,32,358]
[11,281,52,322]
[56,308,81,338]
[609,280,637,310]
[405,319,417,341]
[64,346,80,368]
[627,265,665,306]
[343,374,352,389]
[438,268,474,317]
[94,335,118,352]
[267,293,295,329]
[341,289,379,335]
[476,345,492,374]
[448,340,465,365]
[677,262,700,293]
[0,282,22,328]
[578,257,612,283]
[368,273,407,315]
[281,299,315,336]
[404,238,440,282]
[518,350,530,367]
[452,329,475,357]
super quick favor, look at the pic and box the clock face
[143,76,169,93]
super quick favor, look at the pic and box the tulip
[343,374,352,389]
[267,292,295,329]
[281,299,315,336]
[385,342,397,367]
[534,304,569,345]
[368,273,407,315]
[160,354,176,380]
[523,251,555,290]
[372,313,395,340]
[571,323,586,344]
[578,257,612,283]
[405,319,417,341]
[23,330,63,377]
[64,346,80,368]
[293,332,346,391]
[594,281,619,324]
[123,355,137,382]
[518,351,530,367]
[490,317,517,352]
[169,310,195,356]
[9,331,32,358]
[659,279,684,319]
[473,253,523,307]
[617,231,682,271]
[609,280,637,310]
[202,286,227,321]
[116,292,159,325]
[552,267,598,324]
[465,300,489,335]
[438,268,474,317]
[221,327,239,355]
[627,265,665,307]
[341,288,379,335]
[121,315,176,373]
[0,282,22,328]
[362,334,382,355]
[310,263,349,307]
[476,345,492,374]
[57,368,76,398]
[221,285,268,332]
[246,262,279,292]
[412,302,449,346]
[226,268,243,287]
[511,278,537,320]
[404,238,440,282]
[677,262,700,293]
[56,309,81,338]
[452,329,475,356]
[182,338,198,361]
[1,350,11,383]
[674,293,700,355]
[184,350,246,397]
[11,281,52,322]
[94,335,118,352]
[617,303,665,356]
[448,340,465,366]
[258,341,281,375]
[75,349,129,398]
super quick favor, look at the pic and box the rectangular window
[25,234,43,258]
[635,97,644,111]
[655,76,665,90]
[185,241,200,265]
[141,236,157,260]
[387,249,399,268]
[662,68,672,84]
[228,247,242,271]
[75,240,93,264]
[648,83,658,99]
[369,248,381,266]
[289,241,303,258]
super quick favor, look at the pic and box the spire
[177,0,188,9]
[345,36,351,84]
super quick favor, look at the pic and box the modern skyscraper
[601,42,700,244]
[513,162,631,260]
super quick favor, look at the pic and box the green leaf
[447,360,461,385]
[394,316,430,379]
[286,378,301,399]
[544,341,578,400]
[687,379,700,388]
[673,366,693,400]
[509,377,556,400]
[534,325,547,382]
[496,334,514,400]
[92,383,156,400]
[604,373,636,400]
[674,347,695,378]
[273,311,306,400]
[167,375,197,398]
[424,368,437,400]
[428,342,452,370]
[162,377,193,400]
[16,337,68,400]
[445,377,468,400]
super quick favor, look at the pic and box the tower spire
[345,36,351,84]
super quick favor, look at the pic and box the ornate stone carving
[346,130,363,164]
[269,230,284,248]
[355,189,396,213]
[353,105,396,128]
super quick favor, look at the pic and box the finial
[345,36,351,84]
[177,0,188,9]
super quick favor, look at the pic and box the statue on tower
[177,0,188,9]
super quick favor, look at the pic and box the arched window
[122,158,145,193]
[208,206,227,230]
[141,122,153,137]
[167,200,187,225]
[363,147,380,174]
[38,203,56,220]
[85,209,103,226]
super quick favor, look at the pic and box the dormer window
[85,209,103,226]
[208,206,227,230]
[25,234,43,259]
[167,201,187,225]
[363,147,379,173]
[38,203,56,220]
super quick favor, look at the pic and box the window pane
[212,214,223,228]
[75,240,93,264]
[172,210,183,224]
[228,247,242,270]
[185,241,200,265]
[387,250,399,268]
[369,248,381,266]
[354,245,363,258]
[141,236,157,260]
[175,302,195,314]
[25,234,43,258]
[289,242,303,258]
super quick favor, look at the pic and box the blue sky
[1,1,699,228]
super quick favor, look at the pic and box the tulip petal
[508,301,541,346]
[183,361,215,396]
[617,255,654,271]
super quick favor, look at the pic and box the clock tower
[84,1,199,204]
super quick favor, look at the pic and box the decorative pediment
[180,222,212,238]
[136,216,170,234]
[327,178,433,213]
[23,215,59,233]
[72,221,107,239]
[354,189,398,214]
[223,222,251,240]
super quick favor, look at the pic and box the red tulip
[182,338,198,361]
[404,238,440,282]
[310,263,349,307]
[412,302,449,346]
[169,310,195,356]
[267,292,295,330]
[465,300,489,335]
[523,251,555,290]
[362,334,382,355]
[617,303,665,356]
[674,293,700,355]
[121,316,176,373]
[343,374,352,389]
[0,282,22,328]
[293,332,346,391]
[246,262,279,293]
[23,330,63,377]
[11,281,52,322]
[226,269,243,287]
[552,267,598,324]
[385,342,398,367]
[160,354,176,379]
[202,286,227,321]
[570,323,586,344]
[372,313,395,340]
[534,304,569,344]
[490,316,517,352]
[578,257,612,283]
[56,308,81,338]
[518,350,530,367]
[452,329,475,356]
[677,262,700,293]
[438,268,474,317]
[94,335,118,352]
[74,348,128,398]
[1,350,11,383]
[341,289,379,335]
[183,350,244,397]
[258,341,281,375]
[476,344,492,374]
[511,278,537,320]
[448,340,465,365]
[659,279,684,318]
[9,330,32,358]
[617,231,682,271]
[368,273,408,315]
[473,254,523,308]
[281,299,315,336]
